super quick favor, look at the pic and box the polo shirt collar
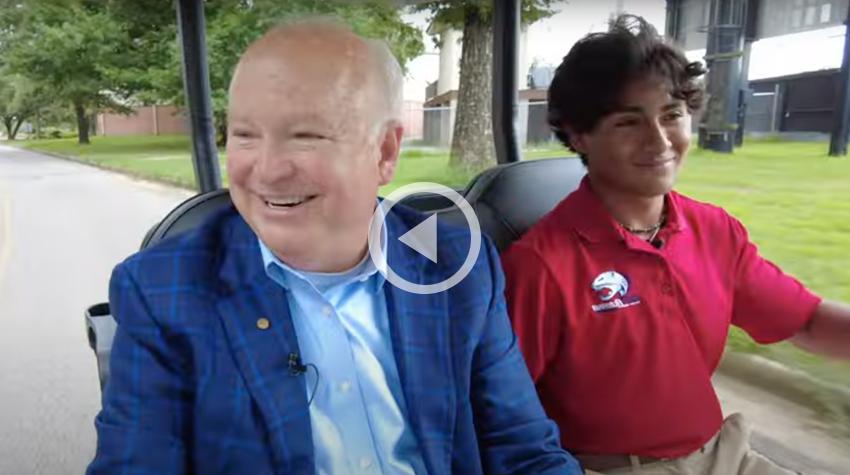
[564,176,688,244]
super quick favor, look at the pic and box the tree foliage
[0,0,423,145]
[120,0,424,145]
[416,0,555,30]
[2,1,146,143]
[0,68,55,139]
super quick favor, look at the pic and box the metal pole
[665,0,682,42]
[735,40,752,147]
[771,83,779,133]
[492,0,521,164]
[698,0,746,153]
[176,0,222,191]
[736,0,758,147]
[829,1,850,156]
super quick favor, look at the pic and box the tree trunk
[216,112,228,147]
[74,100,90,144]
[2,117,13,140]
[10,116,24,140]
[450,7,495,170]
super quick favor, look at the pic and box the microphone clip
[288,352,308,376]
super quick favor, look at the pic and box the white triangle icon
[398,214,438,263]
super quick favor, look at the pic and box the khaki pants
[582,414,799,475]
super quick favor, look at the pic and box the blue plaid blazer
[88,204,581,475]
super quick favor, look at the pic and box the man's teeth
[265,196,311,208]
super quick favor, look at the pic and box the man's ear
[564,124,587,155]
[377,122,403,186]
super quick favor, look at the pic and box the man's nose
[255,143,296,181]
[644,121,672,155]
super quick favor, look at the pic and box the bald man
[87,21,581,475]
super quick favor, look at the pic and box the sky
[401,0,846,103]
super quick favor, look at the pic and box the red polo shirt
[501,176,820,458]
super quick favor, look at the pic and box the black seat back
[429,157,586,251]
[140,188,233,249]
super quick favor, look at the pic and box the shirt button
[661,283,673,295]
[322,306,333,316]
[359,457,373,469]
[339,380,352,393]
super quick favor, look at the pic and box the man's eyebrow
[610,106,643,114]
[662,101,684,111]
[610,101,684,114]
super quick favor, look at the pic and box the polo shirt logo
[591,270,642,312]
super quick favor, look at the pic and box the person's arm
[87,263,190,475]
[791,300,850,359]
[469,239,582,475]
[729,216,823,345]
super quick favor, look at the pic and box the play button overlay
[398,214,438,263]
[368,182,481,295]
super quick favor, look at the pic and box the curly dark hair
[547,15,706,164]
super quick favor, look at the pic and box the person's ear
[377,121,403,186]
[564,124,588,155]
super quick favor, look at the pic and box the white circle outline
[368,182,482,295]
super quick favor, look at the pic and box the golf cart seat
[418,156,585,251]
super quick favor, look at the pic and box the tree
[123,0,424,146]
[416,1,555,170]
[0,71,50,140]
[2,2,144,144]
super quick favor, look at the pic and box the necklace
[620,212,667,242]
[621,221,663,234]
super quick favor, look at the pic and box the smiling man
[87,19,580,475]
[501,14,850,475]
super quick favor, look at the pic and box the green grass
[16,135,477,192]
[678,142,850,395]
[384,148,472,193]
[18,135,203,188]
[14,134,850,390]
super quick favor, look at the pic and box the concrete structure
[423,88,550,146]
[423,23,548,146]
[436,28,461,95]
[746,68,840,135]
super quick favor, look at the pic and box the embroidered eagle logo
[591,271,629,302]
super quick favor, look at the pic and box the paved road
[714,373,850,475]
[0,145,190,474]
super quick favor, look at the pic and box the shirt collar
[564,176,688,244]
[258,203,388,294]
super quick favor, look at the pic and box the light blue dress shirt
[259,235,428,475]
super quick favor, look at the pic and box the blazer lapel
[215,213,314,474]
[383,210,456,475]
